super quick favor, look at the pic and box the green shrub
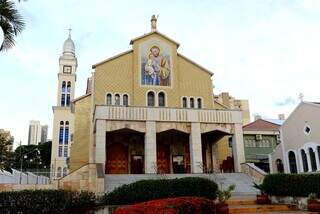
[263,173,320,197]
[104,177,218,205]
[0,190,96,213]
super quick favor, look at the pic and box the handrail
[241,162,267,184]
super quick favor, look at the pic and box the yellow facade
[69,22,248,174]
[69,94,91,171]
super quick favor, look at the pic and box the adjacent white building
[270,102,320,174]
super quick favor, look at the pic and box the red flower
[113,197,215,214]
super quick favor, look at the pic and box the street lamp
[19,144,41,184]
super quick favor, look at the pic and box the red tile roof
[243,119,280,131]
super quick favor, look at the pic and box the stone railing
[241,162,267,184]
[94,105,242,124]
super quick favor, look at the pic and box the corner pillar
[189,122,203,173]
[95,120,106,171]
[145,121,157,173]
[232,123,245,172]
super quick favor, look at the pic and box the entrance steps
[105,173,259,193]
[227,198,312,214]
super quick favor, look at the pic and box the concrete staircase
[226,198,312,214]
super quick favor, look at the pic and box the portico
[93,106,245,174]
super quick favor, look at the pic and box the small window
[190,98,194,108]
[65,121,69,126]
[106,94,112,105]
[115,94,120,105]
[304,125,311,135]
[182,97,187,108]
[64,146,68,157]
[66,94,70,106]
[61,94,65,106]
[197,98,202,109]
[123,94,128,106]
[58,146,63,157]
[63,167,68,176]
[147,91,155,106]
[158,92,165,107]
[57,167,62,178]
[64,127,69,145]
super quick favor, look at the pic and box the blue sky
[1,0,320,147]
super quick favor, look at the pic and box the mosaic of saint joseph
[142,45,171,86]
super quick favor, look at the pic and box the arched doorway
[301,149,309,172]
[106,143,128,174]
[288,151,297,173]
[276,159,284,173]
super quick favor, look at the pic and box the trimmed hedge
[104,177,218,205]
[113,197,216,214]
[0,190,96,213]
[263,173,320,197]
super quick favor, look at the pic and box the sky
[1,0,320,148]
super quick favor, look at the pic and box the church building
[54,16,247,193]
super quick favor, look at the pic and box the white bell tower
[50,29,77,179]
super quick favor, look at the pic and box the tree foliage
[0,131,13,172]
[0,0,25,51]
[12,141,52,172]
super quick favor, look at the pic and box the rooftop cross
[67,27,72,38]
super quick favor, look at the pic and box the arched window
[57,167,61,178]
[63,167,67,177]
[147,91,155,106]
[62,81,66,92]
[182,97,187,108]
[64,121,69,145]
[301,149,309,172]
[67,82,71,93]
[158,92,165,107]
[59,121,64,145]
[288,151,298,173]
[276,159,284,173]
[123,94,128,106]
[197,98,202,109]
[115,94,120,105]
[190,98,194,108]
[309,148,317,172]
[106,94,112,105]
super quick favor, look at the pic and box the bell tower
[50,29,77,179]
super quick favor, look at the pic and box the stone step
[229,204,297,213]
[227,198,257,205]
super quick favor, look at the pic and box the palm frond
[0,0,25,51]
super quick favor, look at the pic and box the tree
[0,0,25,51]
[0,130,14,172]
[12,141,51,172]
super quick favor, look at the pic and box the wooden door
[106,143,128,174]
[157,143,170,173]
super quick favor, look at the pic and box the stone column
[95,120,106,170]
[189,122,203,173]
[145,121,157,173]
[306,151,312,172]
[232,124,246,172]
